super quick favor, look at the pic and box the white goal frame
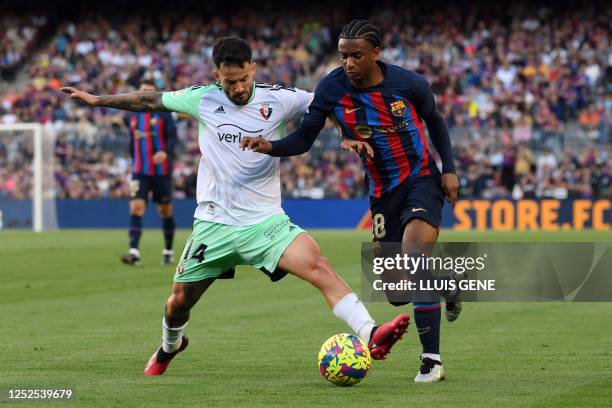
[0,123,45,232]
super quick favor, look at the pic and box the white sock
[332,293,376,343]
[129,248,140,257]
[422,353,441,363]
[162,318,187,353]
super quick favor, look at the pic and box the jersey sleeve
[411,74,436,118]
[161,85,206,118]
[300,78,335,132]
[410,74,456,173]
[163,112,177,156]
[282,88,314,119]
[268,78,335,157]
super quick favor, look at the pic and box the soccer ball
[318,333,372,386]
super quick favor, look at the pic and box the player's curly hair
[339,20,381,49]
[212,37,252,67]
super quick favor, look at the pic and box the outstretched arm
[61,87,169,112]
[240,122,322,156]
[241,80,331,156]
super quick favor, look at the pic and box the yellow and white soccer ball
[318,333,372,386]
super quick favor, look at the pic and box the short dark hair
[339,20,381,49]
[212,37,252,67]
[140,79,156,89]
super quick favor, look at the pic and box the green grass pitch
[1,229,611,407]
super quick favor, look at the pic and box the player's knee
[167,292,189,313]
[131,200,146,216]
[295,236,320,268]
[315,256,332,273]
[157,204,172,218]
[403,219,438,243]
[312,256,336,285]
[304,242,323,270]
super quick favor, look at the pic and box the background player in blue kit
[241,20,460,382]
[122,80,178,266]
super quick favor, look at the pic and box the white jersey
[162,82,313,226]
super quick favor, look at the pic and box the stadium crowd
[0,14,47,77]
[0,1,610,200]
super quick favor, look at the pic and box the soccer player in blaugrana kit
[61,37,410,376]
[122,80,178,266]
[241,20,462,382]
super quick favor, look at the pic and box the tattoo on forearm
[96,91,168,112]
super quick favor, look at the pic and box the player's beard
[227,89,252,106]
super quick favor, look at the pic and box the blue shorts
[369,175,444,242]
[130,174,172,204]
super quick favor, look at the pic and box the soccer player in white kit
[61,37,409,376]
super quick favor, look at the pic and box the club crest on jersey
[390,100,406,117]
[259,103,273,120]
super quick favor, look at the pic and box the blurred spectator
[0,14,47,73]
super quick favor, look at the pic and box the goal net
[0,123,58,231]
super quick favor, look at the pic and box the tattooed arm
[60,87,169,112]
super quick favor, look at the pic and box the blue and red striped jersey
[126,112,177,176]
[302,62,440,197]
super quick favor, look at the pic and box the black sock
[413,303,441,355]
[129,215,143,250]
[162,216,175,251]
[369,325,379,340]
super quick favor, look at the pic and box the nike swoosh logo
[345,107,361,113]
[412,208,427,213]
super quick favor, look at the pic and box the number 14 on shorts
[181,240,208,263]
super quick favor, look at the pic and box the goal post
[0,123,57,232]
